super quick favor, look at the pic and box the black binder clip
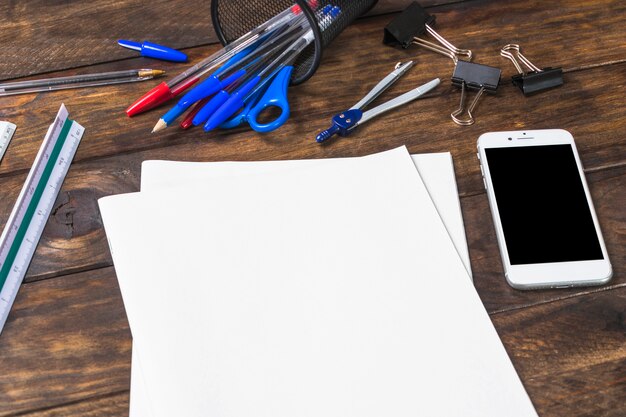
[450,61,501,126]
[500,44,563,95]
[383,1,472,63]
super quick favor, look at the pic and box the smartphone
[477,129,612,290]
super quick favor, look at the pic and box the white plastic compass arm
[352,61,414,111]
[358,78,440,126]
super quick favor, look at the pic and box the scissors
[219,65,293,133]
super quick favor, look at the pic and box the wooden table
[0,0,624,415]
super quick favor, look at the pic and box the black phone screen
[484,144,604,265]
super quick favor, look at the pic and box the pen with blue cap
[190,43,292,127]
[126,2,318,117]
[191,26,310,127]
[203,7,340,132]
[150,48,253,133]
[202,30,315,132]
[118,40,188,62]
[151,16,308,133]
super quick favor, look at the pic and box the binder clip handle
[450,61,501,126]
[413,25,472,64]
[500,44,541,73]
[500,44,563,95]
[383,2,472,64]
[450,82,484,126]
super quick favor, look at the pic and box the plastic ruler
[0,121,16,163]
[0,104,84,334]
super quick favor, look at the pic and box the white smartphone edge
[477,129,613,290]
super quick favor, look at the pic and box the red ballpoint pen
[180,97,210,129]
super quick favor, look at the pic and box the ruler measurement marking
[0,106,83,334]
[0,122,16,162]
[0,119,71,289]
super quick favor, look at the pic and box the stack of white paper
[98,147,537,417]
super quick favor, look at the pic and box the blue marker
[118,40,188,62]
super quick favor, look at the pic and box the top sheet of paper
[99,147,537,417]
[140,152,471,277]
[129,152,472,417]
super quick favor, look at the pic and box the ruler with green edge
[0,121,16,163]
[0,104,84,334]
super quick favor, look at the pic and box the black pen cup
[211,0,378,85]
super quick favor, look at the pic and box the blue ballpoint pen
[152,16,309,133]
[151,49,253,132]
[203,30,316,132]
[203,7,340,132]
[191,27,308,127]
[218,65,294,133]
[191,52,282,127]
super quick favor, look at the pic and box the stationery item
[450,60,501,126]
[383,1,472,63]
[500,44,564,95]
[190,34,299,128]
[125,3,312,116]
[212,1,376,87]
[118,40,188,62]
[152,67,245,132]
[0,121,16,164]
[180,97,210,129]
[131,151,472,417]
[316,63,440,142]
[154,20,310,132]
[203,9,340,132]
[215,12,310,78]
[0,105,84,334]
[140,153,472,276]
[202,30,316,132]
[218,66,293,132]
[100,147,537,417]
[0,69,166,97]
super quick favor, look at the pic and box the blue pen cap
[204,76,261,132]
[193,90,231,126]
[118,40,188,62]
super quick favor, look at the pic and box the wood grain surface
[0,0,450,82]
[0,0,624,416]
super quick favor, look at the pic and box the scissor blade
[351,61,414,111]
[357,78,440,126]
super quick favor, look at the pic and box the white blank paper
[100,147,537,417]
[129,152,471,417]
[140,152,472,276]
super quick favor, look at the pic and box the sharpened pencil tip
[152,119,167,133]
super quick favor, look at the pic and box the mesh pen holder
[211,0,378,85]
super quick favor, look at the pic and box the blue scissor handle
[246,66,292,133]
